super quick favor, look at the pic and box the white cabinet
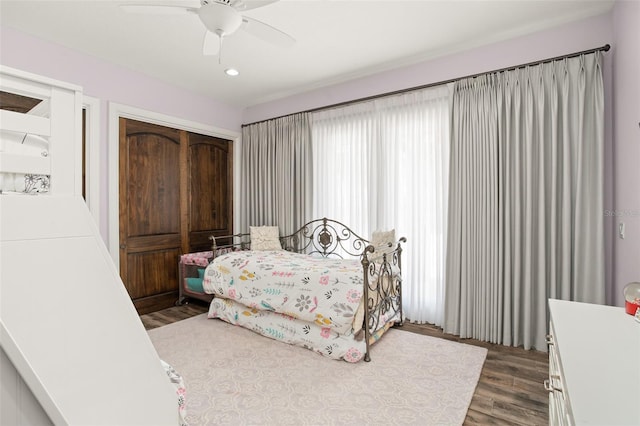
[547,299,640,425]
[546,325,570,425]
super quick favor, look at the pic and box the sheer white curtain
[311,85,451,325]
[444,53,605,350]
[311,103,379,233]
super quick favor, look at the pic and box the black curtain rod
[242,44,610,128]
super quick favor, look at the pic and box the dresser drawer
[546,330,571,425]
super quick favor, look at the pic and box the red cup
[625,300,640,316]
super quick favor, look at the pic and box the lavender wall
[244,11,625,305]
[612,0,640,306]
[0,27,243,131]
[243,13,614,124]
[0,26,244,239]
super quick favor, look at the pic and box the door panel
[119,118,183,314]
[126,133,181,236]
[188,133,233,252]
[125,249,180,300]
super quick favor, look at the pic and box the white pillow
[250,226,282,251]
[370,229,396,261]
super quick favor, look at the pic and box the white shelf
[0,152,50,175]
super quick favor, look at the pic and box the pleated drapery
[444,53,605,350]
[239,113,312,235]
[311,86,451,325]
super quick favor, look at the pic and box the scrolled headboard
[280,217,369,259]
[209,218,371,259]
[209,218,407,266]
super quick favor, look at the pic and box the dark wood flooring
[141,301,549,425]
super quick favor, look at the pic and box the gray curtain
[239,113,312,235]
[444,53,605,350]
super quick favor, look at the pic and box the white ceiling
[0,0,615,108]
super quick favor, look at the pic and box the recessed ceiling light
[225,68,239,77]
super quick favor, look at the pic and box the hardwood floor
[401,322,549,425]
[141,302,549,425]
[140,302,208,330]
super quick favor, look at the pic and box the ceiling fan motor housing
[198,1,243,36]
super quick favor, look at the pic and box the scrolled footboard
[361,236,407,362]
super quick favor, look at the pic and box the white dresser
[547,299,640,425]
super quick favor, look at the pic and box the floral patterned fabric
[0,173,50,194]
[179,251,213,267]
[160,359,188,426]
[208,297,370,362]
[203,250,366,335]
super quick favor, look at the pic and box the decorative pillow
[185,277,205,293]
[250,226,282,251]
[370,229,396,261]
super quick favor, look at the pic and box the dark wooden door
[119,118,185,314]
[187,133,233,252]
[119,118,233,313]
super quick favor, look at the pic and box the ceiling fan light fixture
[225,68,239,76]
[198,2,243,36]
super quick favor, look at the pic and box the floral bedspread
[203,250,365,334]
[208,297,369,363]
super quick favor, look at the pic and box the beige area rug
[148,314,487,426]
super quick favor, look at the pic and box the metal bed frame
[209,217,406,362]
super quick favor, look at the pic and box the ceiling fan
[121,0,295,60]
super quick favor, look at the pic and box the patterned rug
[148,314,487,426]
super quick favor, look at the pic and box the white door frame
[82,95,100,226]
[107,102,241,268]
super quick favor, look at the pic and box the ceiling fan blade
[202,31,220,56]
[233,0,280,11]
[241,16,295,47]
[120,4,196,15]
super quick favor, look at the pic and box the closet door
[119,118,184,314]
[187,133,233,252]
[119,119,234,313]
